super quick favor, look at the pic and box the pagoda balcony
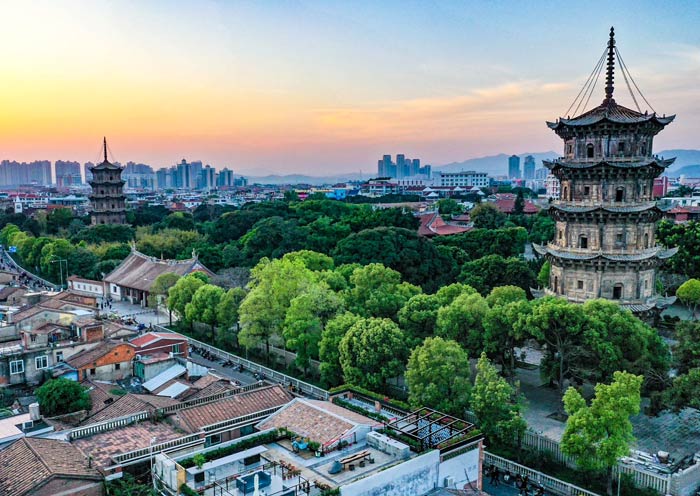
[90,208,127,214]
[544,243,661,256]
[551,200,656,209]
[549,154,669,165]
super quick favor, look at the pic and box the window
[206,433,222,447]
[90,368,96,376]
[587,144,594,158]
[172,344,181,355]
[115,363,121,371]
[615,188,624,202]
[641,144,647,156]
[618,142,626,154]
[579,236,588,249]
[56,351,64,362]
[558,230,563,240]
[554,276,559,293]
[644,233,649,249]
[10,360,24,375]
[616,233,624,243]
[30,334,37,343]
[35,356,48,370]
[577,280,584,290]
[612,284,623,300]
[584,186,590,196]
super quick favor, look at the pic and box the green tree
[673,321,700,374]
[46,208,74,234]
[537,260,551,288]
[459,254,535,295]
[436,198,463,216]
[664,368,700,411]
[434,282,477,305]
[283,283,343,375]
[319,312,361,387]
[344,263,421,320]
[485,285,527,307]
[513,190,525,216]
[405,337,471,416]
[516,297,588,398]
[471,353,526,447]
[529,211,556,244]
[482,299,531,378]
[435,292,489,354]
[238,257,314,360]
[185,284,225,336]
[676,278,700,318]
[339,317,409,392]
[214,287,247,349]
[656,220,700,278]
[470,203,507,229]
[397,294,441,349]
[433,227,527,261]
[167,274,205,323]
[561,371,643,495]
[148,273,181,325]
[35,378,92,416]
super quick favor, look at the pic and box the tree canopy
[36,378,92,417]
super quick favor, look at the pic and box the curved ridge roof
[532,243,678,262]
[547,100,675,129]
[549,202,661,214]
[544,157,675,170]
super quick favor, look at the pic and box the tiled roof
[182,379,239,401]
[104,250,214,292]
[256,398,375,446]
[82,393,177,424]
[130,331,187,348]
[494,199,540,214]
[550,202,660,214]
[172,384,293,433]
[548,101,675,128]
[0,437,101,496]
[544,157,675,170]
[534,243,678,262]
[66,340,134,369]
[417,212,470,237]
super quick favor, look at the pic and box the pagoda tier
[89,138,126,226]
[535,27,676,315]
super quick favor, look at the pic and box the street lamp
[50,258,68,290]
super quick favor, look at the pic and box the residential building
[0,437,103,496]
[66,340,136,381]
[131,331,189,360]
[54,160,82,187]
[545,173,560,199]
[122,162,155,190]
[216,167,234,187]
[508,154,521,179]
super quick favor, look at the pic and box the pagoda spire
[103,137,108,163]
[603,26,616,105]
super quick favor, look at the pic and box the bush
[179,430,285,468]
[328,384,410,411]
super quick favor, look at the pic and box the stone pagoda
[533,27,677,315]
[89,138,126,225]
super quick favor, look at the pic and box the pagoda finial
[103,137,108,163]
[604,26,616,104]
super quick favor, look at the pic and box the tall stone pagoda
[89,138,126,225]
[533,27,677,315]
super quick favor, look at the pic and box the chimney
[29,402,40,421]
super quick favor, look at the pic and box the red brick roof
[493,199,540,214]
[0,437,101,496]
[418,212,470,237]
[66,341,135,369]
[172,384,293,433]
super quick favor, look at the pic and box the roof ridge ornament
[603,26,616,105]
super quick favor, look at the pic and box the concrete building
[523,155,536,180]
[534,28,677,316]
[435,171,489,188]
[55,160,82,187]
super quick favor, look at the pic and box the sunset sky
[1,0,699,174]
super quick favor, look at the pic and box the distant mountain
[436,152,559,175]
[668,164,700,178]
[659,149,700,175]
[247,173,365,186]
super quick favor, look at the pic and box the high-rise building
[84,162,94,183]
[199,165,216,190]
[396,154,406,179]
[508,155,521,179]
[523,155,535,180]
[217,168,234,187]
[534,167,549,180]
[55,160,82,187]
[123,162,155,189]
[89,138,126,225]
[411,159,420,176]
[534,28,676,316]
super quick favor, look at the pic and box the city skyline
[2,1,699,174]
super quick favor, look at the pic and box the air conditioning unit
[443,476,454,488]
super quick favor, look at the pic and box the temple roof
[547,101,675,130]
[549,202,661,214]
[544,157,675,170]
[532,243,678,262]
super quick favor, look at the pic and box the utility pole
[50,258,68,289]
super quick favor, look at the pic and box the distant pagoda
[533,27,677,315]
[89,138,126,225]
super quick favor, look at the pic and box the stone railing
[112,433,203,465]
[201,406,283,434]
[485,451,600,496]
[157,382,266,415]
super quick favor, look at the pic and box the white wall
[438,446,481,490]
[340,450,440,496]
